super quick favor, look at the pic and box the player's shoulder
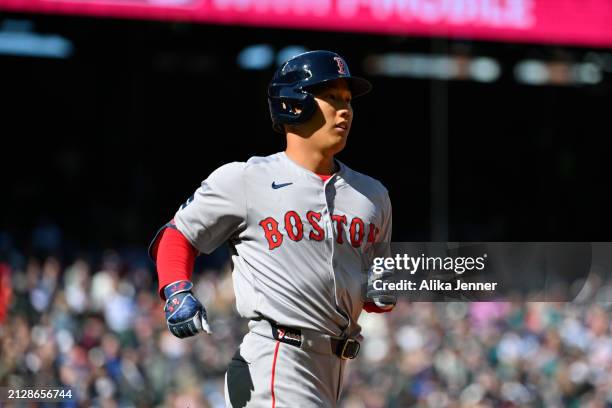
[206,153,283,181]
[244,152,284,167]
[207,160,246,180]
[241,152,286,173]
[339,160,389,197]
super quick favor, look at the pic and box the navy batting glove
[164,280,212,338]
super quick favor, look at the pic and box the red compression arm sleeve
[155,227,198,299]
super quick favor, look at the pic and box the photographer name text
[373,279,498,292]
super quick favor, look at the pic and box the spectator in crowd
[0,262,11,324]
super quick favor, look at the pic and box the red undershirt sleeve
[363,302,393,313]
[154,227,198,300]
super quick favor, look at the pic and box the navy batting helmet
[268,50,372,133]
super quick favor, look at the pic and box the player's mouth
[335,122,349,131]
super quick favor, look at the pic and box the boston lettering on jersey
[258,210,379,250]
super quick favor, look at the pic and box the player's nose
[338,108,351,120]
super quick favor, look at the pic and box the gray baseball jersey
[174,151,392,338]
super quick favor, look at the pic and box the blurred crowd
[1,248,612,408]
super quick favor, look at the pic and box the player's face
[309,80,354,154]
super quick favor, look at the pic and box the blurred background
[1,0,612,406]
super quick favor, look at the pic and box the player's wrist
[163,280,194,300]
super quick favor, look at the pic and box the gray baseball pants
[224,320,348,408]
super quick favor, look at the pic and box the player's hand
[365,269,396,313]
[163,280,212,338]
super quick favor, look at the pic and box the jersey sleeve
[363,190,394,313]
[174,162,247,254]
[375,189,393,258]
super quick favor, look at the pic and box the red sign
[1,0,611,48]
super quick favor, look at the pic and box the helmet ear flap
[281,100,303,115]
[269,92,317,133]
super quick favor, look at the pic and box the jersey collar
[280,151,347,184]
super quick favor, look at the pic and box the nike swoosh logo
[271,181,293,189]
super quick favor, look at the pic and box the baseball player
[149,50,395,407]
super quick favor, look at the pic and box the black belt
[330,337,361,360]
[268,320,360,360]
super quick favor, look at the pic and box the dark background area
[2,14,611,255]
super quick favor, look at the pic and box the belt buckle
[339,338,360,360]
